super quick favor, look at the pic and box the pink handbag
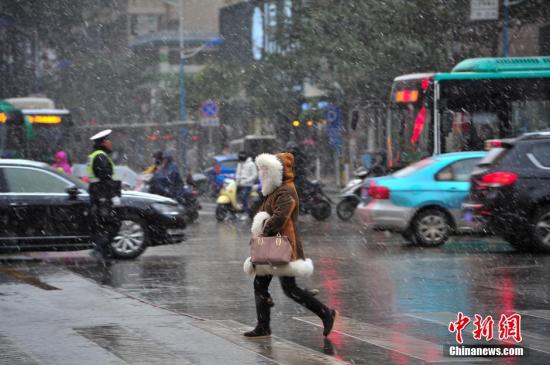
[250,233,292,265]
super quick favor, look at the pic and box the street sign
[200,118,220,127]
[326,105,342,154]
[470,0,499,20]
[201,99,219,118]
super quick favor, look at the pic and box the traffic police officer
[88,129,121,260]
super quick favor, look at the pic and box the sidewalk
[0,264,346,365]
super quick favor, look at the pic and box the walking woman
[243,152,337,338]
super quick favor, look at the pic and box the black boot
[322,309,338,337]
[245,287,272,338]
[243,325,271,338]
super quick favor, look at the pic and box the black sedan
[0,159,186,259]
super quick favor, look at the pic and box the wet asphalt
[1,200,550,364]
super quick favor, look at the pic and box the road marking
[406,312,550,355]
[294,315,478,363]
[517,310,550,321]
[75,324,192,365]
[193,319,348,365]
[0,267,60,290]
[488,265,543,271]
[0,334,41,364]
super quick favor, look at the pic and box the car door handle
[10,202,28,206]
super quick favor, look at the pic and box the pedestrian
[243,152,337,338]
[235,150,258,220]
[87,129,121,261]
[285,141,310,204]
[51,150,72,175]
[149,151,184,200]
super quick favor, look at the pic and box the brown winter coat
[243,152,313,277]
[258,152,304,260]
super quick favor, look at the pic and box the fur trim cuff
[243,257,314,277]
[251,212,271,238]
[255,153,283,196]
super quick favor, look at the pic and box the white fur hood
[255,153,283,196]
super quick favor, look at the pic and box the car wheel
[312,200,331,221]
[336,198,357,221]
[111,216,148,259]
[412,208,452,247]
[531,206,550,253]
[215,204,228,222]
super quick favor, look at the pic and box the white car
[72,163,138,190]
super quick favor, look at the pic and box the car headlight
[152,203,182,215]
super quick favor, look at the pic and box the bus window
[442,111,471,153]
[511,100,550,134]
[388,103,433,168]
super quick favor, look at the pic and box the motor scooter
[336,166,370,221]
[299,180,333,221]
[178,184,201,223]
[216,178,260,222]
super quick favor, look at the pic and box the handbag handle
[256,233,282,246]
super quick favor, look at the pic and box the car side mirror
[66,186,80,200]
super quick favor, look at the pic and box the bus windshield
[387,77,434,169]
[439,78,550,153]
[0,98,70,162]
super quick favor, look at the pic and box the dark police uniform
[88,130,121,259]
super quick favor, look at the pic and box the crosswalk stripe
[405,312,550,355]
[193,319,348,365]
[517,310,550,321]
[294,316,480,363]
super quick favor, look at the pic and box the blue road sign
[326,104,342,154]
[201,99,219,118]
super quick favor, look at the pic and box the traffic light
[292,120,300,127]
[306,120,314,128]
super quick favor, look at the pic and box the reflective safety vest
[87,150,116,181]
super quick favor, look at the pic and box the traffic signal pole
[179,0,188,173]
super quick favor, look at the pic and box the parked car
[0,159,187,259]
[357,151,486,246]
[72,163,138,190]
[463,132,550,252]
[203,154,238,195]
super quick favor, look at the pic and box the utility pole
[502,0,528,57]
[502,0,510,57]
[179,0,188,172]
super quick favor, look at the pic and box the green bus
[387,56,550,169]
[0,97,71,162]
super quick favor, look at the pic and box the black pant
[253,275,330,328]
[90,204,119,259]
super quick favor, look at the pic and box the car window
[531,143,550,167]
[436,158,480,182]
[393,158,435,177]
[2,167,72,193]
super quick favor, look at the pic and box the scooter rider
[235,150,258,219]
[87,129,121,261]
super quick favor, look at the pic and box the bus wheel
[215,205,228,222]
